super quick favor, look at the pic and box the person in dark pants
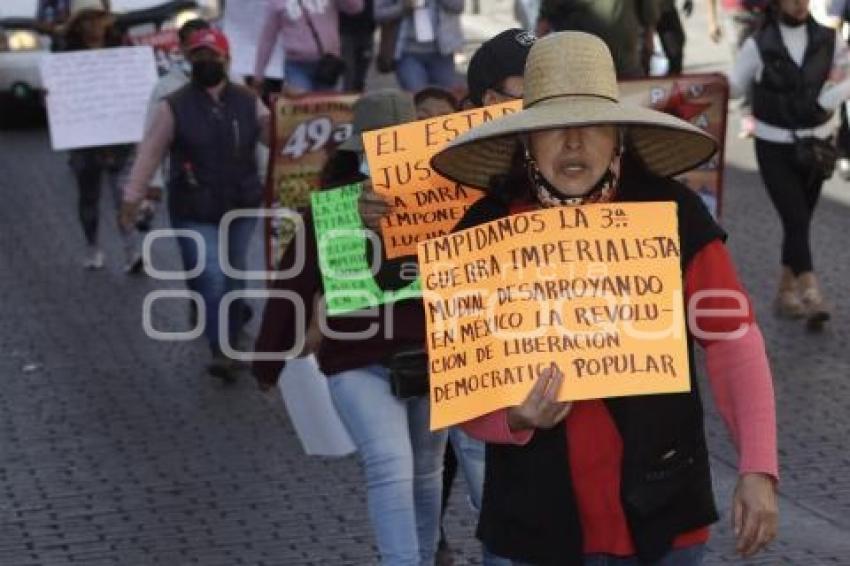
[657,0,690,75]
[54,0,141,272]
[122,29,271,381]
[729,0,850,329]
[536,0,660,79]
[340,0,376,91]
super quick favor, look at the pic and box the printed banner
[129,29,181,76]
[266,93,358,268]
[363,100,523,259]
[417,202,690,430]
[312,184,421,315]
[620,73,728,217]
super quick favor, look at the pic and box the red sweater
[463,240,778,556]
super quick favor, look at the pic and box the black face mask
[779,11,807,27]
[191,60,226,88]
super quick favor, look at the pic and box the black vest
[752,17,834,129]
[166,83,263,223]
[459,166,725,565]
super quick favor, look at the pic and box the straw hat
[63,0,110,31]
[339,89,417,152]
[69,0,108,17]
[430,32,718,190]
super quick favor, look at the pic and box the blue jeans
[284,60,341,92]
[395,52,459,92]
[512,544,705,566]
[170,216,257,352]
[329,365,448,566]
[447,428,511,566]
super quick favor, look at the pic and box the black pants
[657,6,685,75]
[68,147,132,246]
[754,139,825,275]
[340,30,375,92]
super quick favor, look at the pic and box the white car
[0,0,220,105]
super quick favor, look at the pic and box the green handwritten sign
[312,184,421,315]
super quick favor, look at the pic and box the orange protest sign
[417,202,690,430]
[363,100,523,259]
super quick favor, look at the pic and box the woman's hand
[732,472,778,557]
[709,21,723,43]
[358,179,392,231]
[507,363,572,431]
[119,199,141,231]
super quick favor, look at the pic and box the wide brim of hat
[431,97,718,190]
[338,133,363,152]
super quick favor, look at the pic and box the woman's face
[778,0,810,21]
[528,125,619,197]
[79,13,112,47]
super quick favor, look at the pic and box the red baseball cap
[186,28,230,57]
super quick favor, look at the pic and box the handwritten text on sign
[312,184,420,315]
[40,47,158,151]
[417,202,690,430]
[363,101,522,259]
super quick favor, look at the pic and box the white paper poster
[277,356,356,457]
[40,46,158,150]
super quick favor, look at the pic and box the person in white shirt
[728,0,850,329]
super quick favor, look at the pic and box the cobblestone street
[2,3,850,564]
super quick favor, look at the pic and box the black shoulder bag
[385,346,430,399]
[298,0,347,87]
[792,131,837,180]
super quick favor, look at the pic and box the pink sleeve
[461,408,535,445]
[685,240,754,349]
[705,324,779,481]
[253,8,281,80]
[124,101,174,203]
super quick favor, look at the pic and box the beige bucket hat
[63,0,110,31]
[69,0,109,16]
[431,31,718,190]
[339,89,417,152]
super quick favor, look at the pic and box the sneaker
[83,247,104,270]
[207,351,238,384]
[773,268,805,319]
[798,273,831,332]
[124,252,144,275]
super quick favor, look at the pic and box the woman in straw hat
[430,32,778,565]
